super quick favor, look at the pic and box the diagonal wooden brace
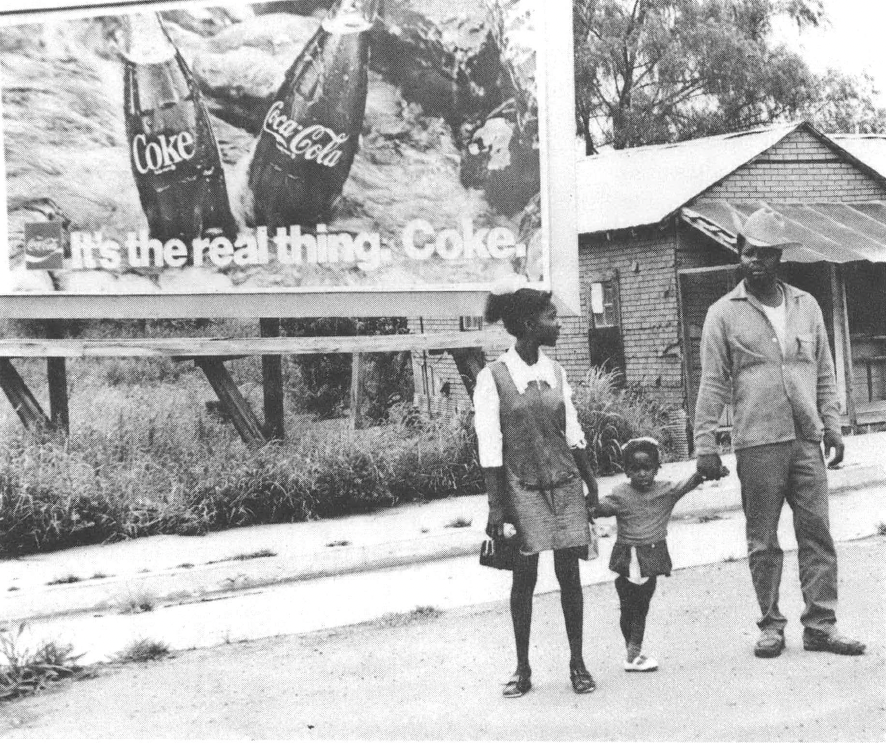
[0,358,52,432]
[195,358,267,448]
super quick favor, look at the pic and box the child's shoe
[624,654,658,672]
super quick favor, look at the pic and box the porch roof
[681,201,886,264]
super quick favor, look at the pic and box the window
[590,281,617,328]
[460,316,484,331]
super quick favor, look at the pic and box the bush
[574,367,675,475]
[281,317,412,421]
[0,402,483,557]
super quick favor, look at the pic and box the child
[593,437,723,672]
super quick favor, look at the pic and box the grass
[0,382,484,557]
[376,605,443,628]
[90,572,111,580]
[206,549,277,565]
[877,522,886,536]
[574,367,677,475]
[46,574,82,586]
[325,539,351,548]
[119,589,157,614]
[444,516,473,529]
[113,638,170,663]
[696,514,724,524]
[0,342,679,557]
[0,624,89,701]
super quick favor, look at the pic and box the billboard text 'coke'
[247,0,380,230]
[122,13,237,246]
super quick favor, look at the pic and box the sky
[774,0,886,105]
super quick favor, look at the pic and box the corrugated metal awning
[681,201,886,263]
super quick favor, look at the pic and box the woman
[474,285,599,697]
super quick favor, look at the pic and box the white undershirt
[760,289,787,354]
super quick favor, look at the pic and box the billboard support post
[260,318,284,441]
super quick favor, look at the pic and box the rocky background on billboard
[1,0,542,294]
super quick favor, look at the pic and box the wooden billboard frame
[0,0,580,320]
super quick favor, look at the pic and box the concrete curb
[5,457,883,625]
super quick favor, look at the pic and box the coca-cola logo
[131,131,196,175]
[262,101,348,167]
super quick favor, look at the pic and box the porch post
[829,263,857,428]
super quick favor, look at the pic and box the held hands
[697,453,729,481]
[823,429,845,469]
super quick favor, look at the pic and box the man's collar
[729,279,804,303]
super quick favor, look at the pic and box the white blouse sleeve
[473,367,503,468]
[562,370,588,450]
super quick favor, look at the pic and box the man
[694,207,865,658]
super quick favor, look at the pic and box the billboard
[0,0,578,317]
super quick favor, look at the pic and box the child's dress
[596,475,702,578]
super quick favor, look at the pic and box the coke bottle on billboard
[247,0,380,230]
[122,13,237,245]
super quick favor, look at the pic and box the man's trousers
[735,439,838,633]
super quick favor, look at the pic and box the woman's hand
[486,514,505,539]
[572,448,599,509]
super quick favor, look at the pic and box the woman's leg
[553,549,585,667]
[511,553,539,673]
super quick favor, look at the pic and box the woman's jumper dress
[486,358,592,555]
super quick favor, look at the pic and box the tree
[804,70,886,135]
[572,0,879,152]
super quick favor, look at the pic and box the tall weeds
[0,397,483,557]
[573,367,675,475]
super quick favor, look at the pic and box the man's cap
[738,207,802,250]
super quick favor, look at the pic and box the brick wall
[408,313,589,413]
[701,129,886,202]
[579,225,686,410]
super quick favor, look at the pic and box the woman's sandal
[503,669,532,698]
[570,666,596,694]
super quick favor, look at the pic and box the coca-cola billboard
[0,0,578,313]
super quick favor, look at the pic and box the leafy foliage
[281,317,413,421]
[573,0,883,152]
[0,624,88,701]
[573,367,675,475]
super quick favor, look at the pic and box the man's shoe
[754,628,786,658]
[803,629,866,656]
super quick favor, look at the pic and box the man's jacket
[694,280,841,455]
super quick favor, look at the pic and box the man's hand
[823,429,844,469]
[697,453,725,480]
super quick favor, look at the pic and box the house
[412,121,886,434]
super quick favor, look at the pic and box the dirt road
[2,538,884,740]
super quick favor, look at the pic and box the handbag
[479,536,519,571]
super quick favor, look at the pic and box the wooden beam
[349,353,364,430]
[195,359,267,447]
[46,357,69,433]
[829,264,849,417]
[259,318,284,441]
[46,321,69,434]
[0,330,509,358]
[0,358,52,432]
[832,265,857,428]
